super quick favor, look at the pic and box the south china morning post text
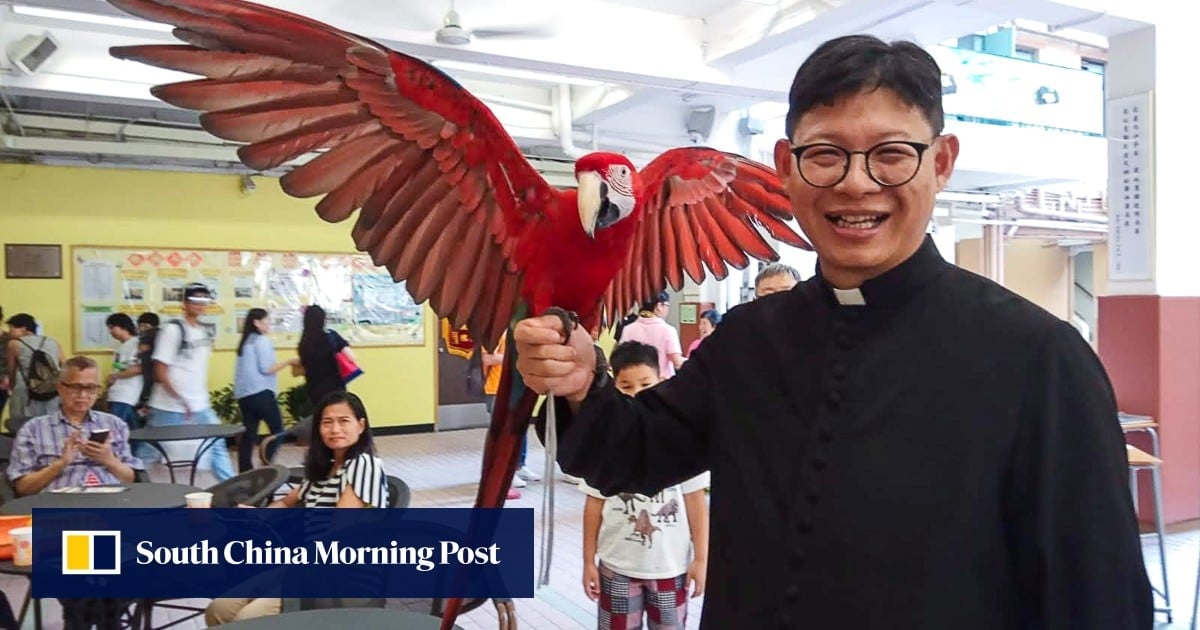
[134,538,501,572]
[32,508,535,600]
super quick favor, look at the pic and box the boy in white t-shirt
[104,313,143,428]
[580,341,709,630]
[146,283,235,481]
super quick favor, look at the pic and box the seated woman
[205,391,389,626]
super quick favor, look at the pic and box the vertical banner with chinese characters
[1106,91,1154,281]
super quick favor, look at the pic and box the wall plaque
[5,244,62,279]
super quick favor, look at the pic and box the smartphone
[88,429,110,444]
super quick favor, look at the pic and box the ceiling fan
[435,0,556,46]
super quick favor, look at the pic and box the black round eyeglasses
[790,140,934,188]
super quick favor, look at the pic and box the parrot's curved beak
[577,170,603,239]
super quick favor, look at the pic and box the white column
[1107,22,1200,296]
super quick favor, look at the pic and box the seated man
[8,355,143,495]
[7,355,144,630]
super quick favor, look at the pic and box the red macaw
[105,0,811,626]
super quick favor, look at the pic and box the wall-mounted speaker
[686,106,716,143]
[7,32,60,75]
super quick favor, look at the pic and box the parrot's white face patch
[609,190,636,217]
[605,164,637,219]
[606,164,634,198]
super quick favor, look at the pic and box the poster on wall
[72,246,425,353]
[1105,92,1154,281]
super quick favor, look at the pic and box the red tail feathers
[440,357,538,630]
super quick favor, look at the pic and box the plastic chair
[206,465,289,508]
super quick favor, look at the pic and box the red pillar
[1098,295,1200,524]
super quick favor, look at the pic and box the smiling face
[774,88,959,288]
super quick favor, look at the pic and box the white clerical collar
[832,287,866,306]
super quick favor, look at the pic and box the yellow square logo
[62,531,121,575]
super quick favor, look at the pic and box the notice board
[72,246,424,352]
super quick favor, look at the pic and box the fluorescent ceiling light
[431,60,605,87]
[10,5,174,32]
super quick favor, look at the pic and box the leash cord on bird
[538,393,557,587]
[536,306,581,588]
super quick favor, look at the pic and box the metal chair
[135,466,289,629]
[0,473,14,505]
[277,476,410,613]
[3,417,29,439]
[1127,445,1171,623]
[386,475,410,509]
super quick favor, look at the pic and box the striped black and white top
[298,453,388,508]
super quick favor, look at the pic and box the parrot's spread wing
[108,0,559,349]
[603,147,812,320]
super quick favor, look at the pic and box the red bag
[336,351,363,384]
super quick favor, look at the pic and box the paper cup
[11,527,32,567]
[185,492,213,509]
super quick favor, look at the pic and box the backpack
[136,320,191,407]
[19,337,60,402]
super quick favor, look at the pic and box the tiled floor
[2,428,1196,629]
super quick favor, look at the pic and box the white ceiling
[0,0,1155,191]
[602,0,743,18]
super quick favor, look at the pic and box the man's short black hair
[137,312,160,328]
[105,313,136,335]
[5,313,35,332]
[785,35,944,138]
[610,341,660,378]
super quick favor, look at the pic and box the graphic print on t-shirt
[614,486,684,549]
[584,471,708,580]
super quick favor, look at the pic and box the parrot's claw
[542,307,579,345]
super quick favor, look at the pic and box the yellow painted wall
[954,237,1071,320]
[0,164,437,429]
[955,238,984,276]
[1092,242,1109,297]
[1003,239,1070,320]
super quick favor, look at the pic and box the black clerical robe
[541,237,1152,629]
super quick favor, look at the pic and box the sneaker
[506,488,522,500]
[516,466,541,482]
[560,473,581,485]
[511,475,527,488]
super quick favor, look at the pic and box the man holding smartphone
[7,355,143,495]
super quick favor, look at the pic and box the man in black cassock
[515,35,1152,629]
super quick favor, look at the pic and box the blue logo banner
[32,508,534,599]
